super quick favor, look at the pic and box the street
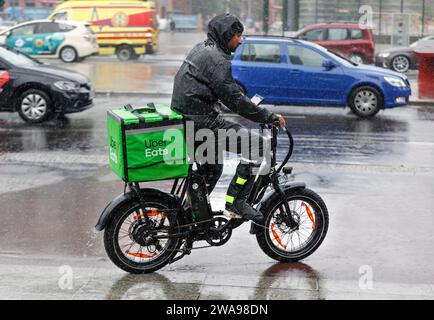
[1,91,434,299]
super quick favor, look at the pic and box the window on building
[287,45,326,67]
[327,28,348,41]
[241,43,282,63]
[25,0,35,7]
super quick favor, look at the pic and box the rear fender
[95,188,178,231]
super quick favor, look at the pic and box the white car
[0,19,99,63]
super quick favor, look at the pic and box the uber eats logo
[144,139,168,157]
[109,137,118,164]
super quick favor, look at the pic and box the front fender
[250,182,306,234]
[257,182,306,213]
[95,188,178,231]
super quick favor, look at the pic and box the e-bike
[96,123,329,274]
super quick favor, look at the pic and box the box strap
[124,103,169,122]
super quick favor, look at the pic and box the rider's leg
[215,123,266,224]
[224,162,264,224]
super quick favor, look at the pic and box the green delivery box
[107,103,189,182]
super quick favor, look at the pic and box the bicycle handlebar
[261,123,294,174]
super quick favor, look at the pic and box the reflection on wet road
[1,96,434,297]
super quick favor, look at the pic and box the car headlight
[378,52,390,58]
[384,76,406,87]
[54,81,80,91]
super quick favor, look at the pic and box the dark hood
[20,64,89,84]
[206,13,244,54]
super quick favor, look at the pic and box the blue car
[232,36,411,118]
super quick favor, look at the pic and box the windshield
[0,46,39,67]
[304,41,357,66]
[326,49,358,66]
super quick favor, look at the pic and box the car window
[303,29,325,41]
[59,24,76,32]
[287,45,326,67]
[350,29,363,39]
[35,22,62,34]
[327,28,348,41]
[52,12,68,21]
[10,24,36,36]
[241,43,282,63]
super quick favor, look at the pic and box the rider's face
[227,33,243,52]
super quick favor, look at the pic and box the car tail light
[0,71,9,88]
[84,32,92,41]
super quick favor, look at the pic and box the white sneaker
[223,210,242,219]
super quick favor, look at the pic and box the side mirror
[322,60,336,70]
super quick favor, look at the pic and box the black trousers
[190,115,265,195]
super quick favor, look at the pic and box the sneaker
[223,210,242,219]
[226,200,264,225]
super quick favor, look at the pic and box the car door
[5,23,37,55]
[232,41,288,104]
[283,44,347,105]
[33,22,65,56]
[324,28,351,57]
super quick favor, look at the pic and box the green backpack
[107,103,189,182]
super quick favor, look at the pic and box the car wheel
[17,89,52,123]
[116,45,136,61]
[349,53,365,65]
[349,86,382,118]
[60,46,78,63]
[391,55,410,73]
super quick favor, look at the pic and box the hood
[351,64,408,80]
[21,63,89,84]
[206,13,244,54]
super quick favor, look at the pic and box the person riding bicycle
[171,13,285,227]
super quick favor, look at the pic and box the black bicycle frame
[130,123,298,235]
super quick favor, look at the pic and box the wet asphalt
[0,32,433,299]
[1,95,434,299]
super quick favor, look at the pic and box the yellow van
[49,0,159,61]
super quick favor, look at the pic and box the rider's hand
[275,114,286,128]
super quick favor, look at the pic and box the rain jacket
[171,13,278,126]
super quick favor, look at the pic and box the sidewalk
[0,256,433,300]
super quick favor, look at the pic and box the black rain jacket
[171,13,277,127]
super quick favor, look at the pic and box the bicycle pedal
[223,210,242,220]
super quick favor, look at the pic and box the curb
[94,91,434,106]
[95,91,172,97]
[408,100,434,107]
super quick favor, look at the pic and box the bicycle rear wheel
[104,197,181,274]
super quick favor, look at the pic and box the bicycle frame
[160,123,297,230]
